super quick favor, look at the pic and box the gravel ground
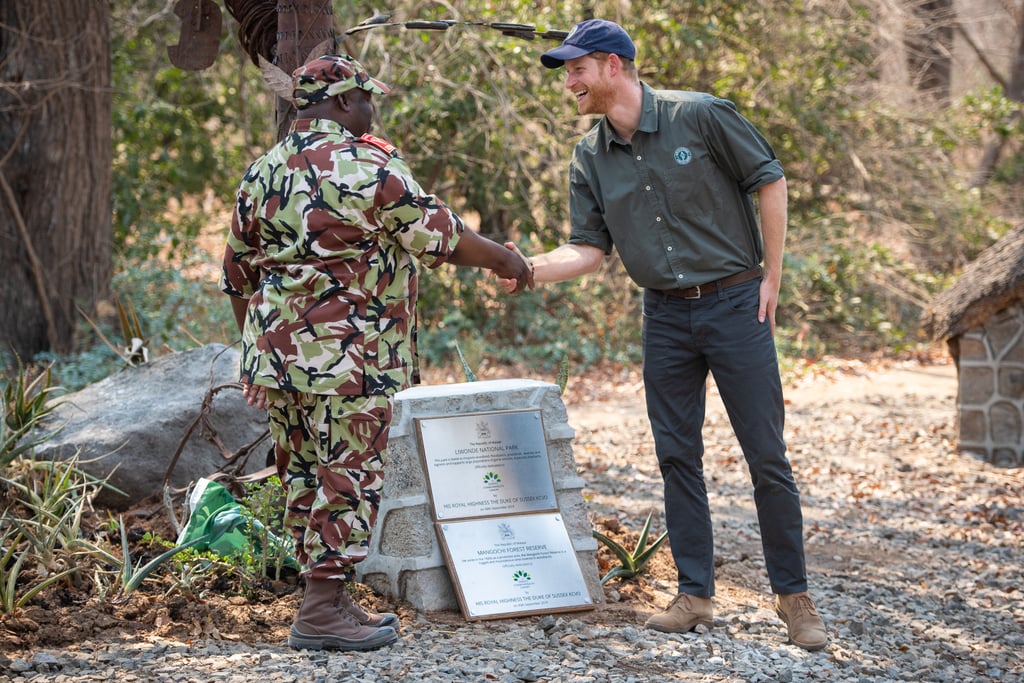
[2,360,1022,682]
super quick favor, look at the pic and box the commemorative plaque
[417,410,557,519]
[437,513,593,619]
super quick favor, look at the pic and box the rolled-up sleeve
[699,98,784,193]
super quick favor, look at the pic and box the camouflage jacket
[221,118,464,396]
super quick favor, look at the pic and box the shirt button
[636,155,642,161]
[656,217,662,222]
[677,274,685,279]
[667,246,673,251]
[645,185,652,191]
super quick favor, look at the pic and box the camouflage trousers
[265,390,392,582]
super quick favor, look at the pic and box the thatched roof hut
[922,223,1024,349]
[921,223,1024,467]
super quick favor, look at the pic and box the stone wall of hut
[956,301,1024,466]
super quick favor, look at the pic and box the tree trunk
[273,2,335,140]
[223,1,336,141]
[0,0,112,359]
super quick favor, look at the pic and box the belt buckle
[683,285,701,300]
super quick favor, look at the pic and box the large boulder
[33,344,271,509]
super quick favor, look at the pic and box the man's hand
[447,231,534,293]
[495,241,534,294]
[758,274,781,334]
[495,241,533,293]
[241,381,268,410]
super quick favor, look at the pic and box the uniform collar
[289,117,351,136]
[599,82,659,149]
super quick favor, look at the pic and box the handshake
[489,240,600,294]
[494,241,534,294]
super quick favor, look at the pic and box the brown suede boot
[337,584,399,628]
[775,592,828,651]
[288,579,398,651]
[644,593,714,633]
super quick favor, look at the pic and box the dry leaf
[258,55,294,102]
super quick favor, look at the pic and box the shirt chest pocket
[663,152,722,220]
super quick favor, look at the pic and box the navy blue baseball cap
[540,19,636,69]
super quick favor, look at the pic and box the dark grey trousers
[641,279,808,597]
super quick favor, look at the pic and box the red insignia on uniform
[358,134,398,156]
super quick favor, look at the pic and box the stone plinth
[956,302,1024,467]
[356,379,603,612]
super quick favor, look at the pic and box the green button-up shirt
[567,83,784,290]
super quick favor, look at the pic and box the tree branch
[953,20,1009,91]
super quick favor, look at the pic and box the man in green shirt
[515,19,827,651]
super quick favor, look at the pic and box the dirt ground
[0,355,969,654]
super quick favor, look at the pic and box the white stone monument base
[356,379,603,613]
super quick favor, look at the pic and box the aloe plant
[556,354,569,395]
[78,513,247,599]
[454,341,478,382]
[0,526,79,615]
[1,359,63,468]
[592,511,669,584]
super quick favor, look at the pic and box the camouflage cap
[292,54,391,109]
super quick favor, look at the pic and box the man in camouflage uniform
[221,54,533,652]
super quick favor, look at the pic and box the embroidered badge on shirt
[673,147,693,165]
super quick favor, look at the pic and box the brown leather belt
[660,266,763,300]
